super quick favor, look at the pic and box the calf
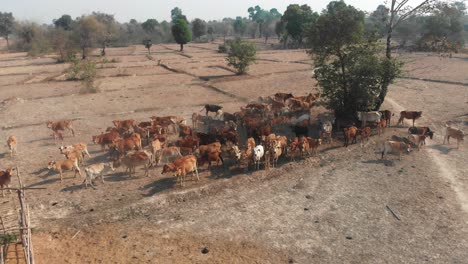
[0,168,15,197]
[320,121,333,144]
[359,127,372,144]
[443,125,465,149]
[162,155,199,186]
[299,137,310,157]
[47,120,75,137]
[6,136,17,157]
[397,111,422,127]
[113,151,152,177]
[253,145,264,170]
[381,141,412,160]
[83,163,114,188]
[343,126,358,147]
[409,134,426,151]
[307,137,322,156]
[47,159,82,182]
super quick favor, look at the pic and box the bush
[218,44,228,53]
[66,59,99,93]
[225,39,257,75]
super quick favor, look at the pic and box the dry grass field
[0,40,467,263]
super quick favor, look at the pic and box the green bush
[225,39,257,75]
[218,44,228,53]
[66,59,99,93]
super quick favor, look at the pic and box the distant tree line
[1,1,465,58]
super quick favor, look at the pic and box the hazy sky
[3,0,386,24]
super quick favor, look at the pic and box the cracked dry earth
[0,41,467,263]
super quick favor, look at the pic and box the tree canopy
[53,15,73,30]
[142,19,159,34]
[281,4,318,46]
[226,39,257,75]
[0,12,15,49]
[308,1,402,116]
[191,18,207,40]
[172,18,192,51]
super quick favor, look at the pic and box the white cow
[357,111,382,128]
[381,141,412,160]
[253,145,264,170]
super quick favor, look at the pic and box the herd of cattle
[0,92,465,192]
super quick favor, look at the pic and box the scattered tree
[233,17,247,36]
[281,4,318,47]
[207,26,214,41]
[93,12,119,56]
[53,15,73,30]
[191,18,207,40]
[226,39,257,75]
[142,19,159,34]
[0,12,15,50]
[172,18,192,51]
[75,15,104,59]
[308,1,402,116]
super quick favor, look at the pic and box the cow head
[162,164,175,174]
[46,121,53,128]
[47,161,56,170]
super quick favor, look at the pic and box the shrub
[66,59,99,93]
[225,39,257,75]
[218,44,228,53]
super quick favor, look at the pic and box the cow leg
[59,170,63,183]
[1,185,4,197]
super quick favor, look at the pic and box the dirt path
[385,96,468,217]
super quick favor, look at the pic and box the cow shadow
[26,177,60,188]
[31,167,49,175]
[428,144,456,155]
[141,177,176,196]
[362,159,395,167]
[0,152,8,159]
[60,183,85,192]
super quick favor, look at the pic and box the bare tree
[385,0,435,58]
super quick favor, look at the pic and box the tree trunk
[82,48,86,59]
[386,27,393,59]
[180,43,184,52]
[147,48,151,55]
[101,46,106,56]
[5,35,9,50]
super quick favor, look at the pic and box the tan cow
[47,159,82,182]
[6,136,17,157]
[381,141,412,160]
[83,162,115,188]
[443,125,465,149]
[46,120,75,137]
[113,151,152,177]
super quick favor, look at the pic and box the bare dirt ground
[0,40,467,263]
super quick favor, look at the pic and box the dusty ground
[0,41,467,263]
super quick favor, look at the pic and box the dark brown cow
[202,104,223,116]
[274,92,294,102]
[379,110,393,127]
[397,111,422,127]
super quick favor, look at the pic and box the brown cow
[343,126,358,147]
[92,131,120,150]
[47,120,75,137]
[162,155,199,186]
[409,134,426,151]
[299,137,310,157]
[379,110,393,127]
[0,168,15,196]
[112,119,136,130]
[199,151,224,169]
[179,124,193,138]
[306,137,321,156]
[110,134,142,157]
[397,111,422,127]
[359,127,372,143]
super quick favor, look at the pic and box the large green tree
[281,4,318,46]
[226,39,257,75]
[233,17,247,36]
[172,18,192,51]
[308,1,402,116]
[191,18,206,40]
[0,12,15,50]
